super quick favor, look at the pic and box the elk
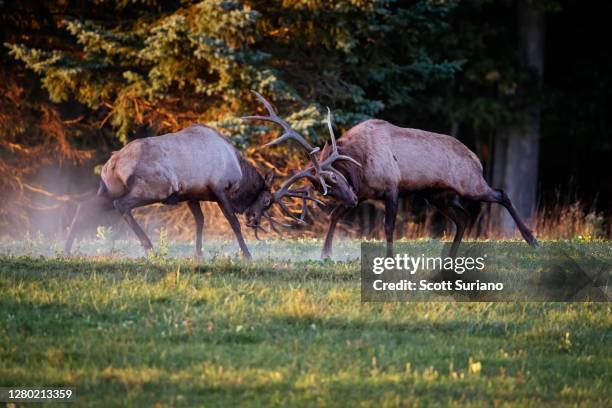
[274,116,538,258]
[63,124,318,259]
[308,119,540,258]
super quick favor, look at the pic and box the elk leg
[449,199,470,257]
[384,190,399,257]
[214,189,252,260]
[479,189,539,247]
[321,205,349,259]
[431,196,470,258]
[113,195,154,253]
[63,195,114,255]
[187,201,204,259]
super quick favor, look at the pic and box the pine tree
[6,0,460,146]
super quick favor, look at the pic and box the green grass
[0,240,611,407]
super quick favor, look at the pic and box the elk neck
[228,155,266,213]
[322,142,365,197]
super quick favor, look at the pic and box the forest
[1,0,610,240]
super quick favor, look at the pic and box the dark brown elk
[63,124,299,259]
[310,119,540,258]
[243,92,360,221]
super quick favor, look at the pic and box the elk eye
[329,173,337,183]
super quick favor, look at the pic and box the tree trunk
[492,0,544,236]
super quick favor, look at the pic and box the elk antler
[264,211,290,236]
[252,223,268,241]
[243,91,334,194]
[318,107,362,184]
[242,91,318,154]
[273,174,326,223]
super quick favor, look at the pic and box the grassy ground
[0,239,610,407]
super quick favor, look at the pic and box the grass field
[0,239,611,406]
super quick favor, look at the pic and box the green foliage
[6,0,461,145]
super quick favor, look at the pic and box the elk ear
[264,170,275,188]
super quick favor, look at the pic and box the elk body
[318,119,540,258]
[64,124,277,259]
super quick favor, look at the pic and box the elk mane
[319,142,365,196]
[229,155,266,213]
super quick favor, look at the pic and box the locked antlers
[243,91,360,197]
[273,178,325,223]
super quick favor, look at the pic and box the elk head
[244,169,275,231]
[243,91,360,227]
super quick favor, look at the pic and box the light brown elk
[63,124,319,259]
[239,95,539,258]
[308,119,539,258]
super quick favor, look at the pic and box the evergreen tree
[6,0,460,146]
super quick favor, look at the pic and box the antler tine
[253,224,268,241]
[299,186,321,222]
[284,191,325,207]
[276,199,306,224]
[275,169,312,195]
[264,211,291,228]
[326,107,338,152]
[274,167,332,201]
[282,186,326,207]
[266,215,283,236]
[242,91,317,154]
[300,198,310,222]
[320,146,362,166]
[320,107,362,170]
[251,90,276,116]
[321,152,361,169]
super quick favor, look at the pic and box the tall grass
[127,199,609,243]
[1,195,608,243]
